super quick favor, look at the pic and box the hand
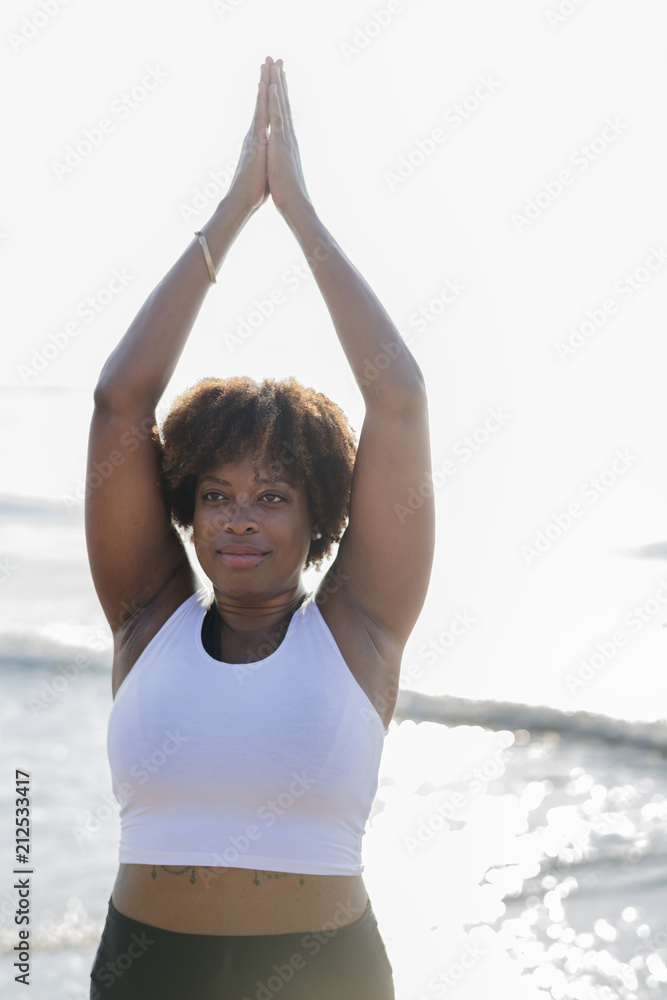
[225,61,271,215]
[266,58,312,217]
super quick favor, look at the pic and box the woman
[87,56,435,1000]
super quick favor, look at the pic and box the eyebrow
[200,475,294,486]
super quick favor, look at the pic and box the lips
[218,546,267,555]
[217,546,269,569]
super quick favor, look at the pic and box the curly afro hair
[154,375,357,570]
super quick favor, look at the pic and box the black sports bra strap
[201,599,222,660]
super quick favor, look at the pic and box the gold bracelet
[194,231,217,285]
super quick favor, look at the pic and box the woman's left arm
[268,60,435,646]
[284,200,435,646]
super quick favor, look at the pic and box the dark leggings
[89,895,395,999]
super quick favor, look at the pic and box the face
[192,446,315,598]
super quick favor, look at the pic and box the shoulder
[311,579,401,661]
[111,565,205,697]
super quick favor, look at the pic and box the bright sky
[2,0,667,721]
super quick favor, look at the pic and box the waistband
[105,894,374,947]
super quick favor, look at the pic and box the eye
[202,490,227,502]
[261,492,285,504]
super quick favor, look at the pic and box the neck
[212,585,308,635]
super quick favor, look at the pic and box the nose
[223,496,258,533]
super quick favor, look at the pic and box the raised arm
[86,62,272,633]
[266,61,435,647]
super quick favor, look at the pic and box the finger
[250,77,265,136]
[256,62,270,130]
[268,76,283,132]
[281,67,295,134]
[255,81,268,135]
[271,62,290,136]
[277,63,290,135]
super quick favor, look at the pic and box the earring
[313,531,322,540]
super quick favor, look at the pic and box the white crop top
[106,588,389,876]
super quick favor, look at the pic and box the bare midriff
[110,863,370,935]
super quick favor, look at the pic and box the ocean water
[2,498,667,999]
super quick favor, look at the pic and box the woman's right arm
[93,197,254,412]
[86,60,273,633]
[85,199,252,633]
